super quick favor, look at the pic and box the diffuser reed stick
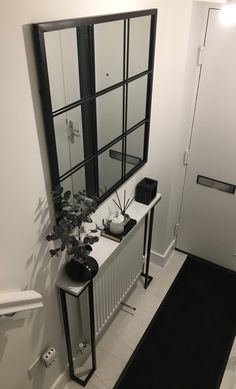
[113,191,135,215]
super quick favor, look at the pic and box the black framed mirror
[33,9,157,202]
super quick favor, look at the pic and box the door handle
[66,120,80,143]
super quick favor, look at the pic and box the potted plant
[46,185,99,282]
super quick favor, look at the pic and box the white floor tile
[63,375,107,389]
[92,348,125,388]
[103,307,154,351]
[98,325,134,361]
[220,369,235,389]
[124,284,161,316]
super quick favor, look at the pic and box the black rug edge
[176,249,236,276]
[113,255,236,389]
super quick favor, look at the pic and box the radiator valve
[78,342,88,353]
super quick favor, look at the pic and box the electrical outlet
[28,346,56,378]
[41,347,56,368]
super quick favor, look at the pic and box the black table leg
[59,282,96,386]
[60,289,75,379]
[141,205,155,289]
[88,280,96,373]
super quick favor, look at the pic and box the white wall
[0,1,220,388]
[148,0,194,255]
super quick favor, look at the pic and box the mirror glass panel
[71,167,86,195]
[54,106,84,176]
[94,21,124,91]
[96,87,123,150]
[127,76,148,130]
[54,114,72,177]
[61,167,86,194]
[98,140,123,195]
[129,16,151,77]
[34,10,156,203]
[59,174,74,194]
[126,125,145,174]
[45,28,81,110]
[66,291,93,383]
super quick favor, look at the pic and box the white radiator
[93,220,144,336]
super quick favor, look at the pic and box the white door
[176,9,236,271]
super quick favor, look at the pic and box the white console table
[56,193,162,386]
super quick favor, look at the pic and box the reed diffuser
[113,190,135,216]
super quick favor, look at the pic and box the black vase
[66,256,99,282]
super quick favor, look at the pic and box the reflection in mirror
[127,76,148,130]
[66,291,93,382]
[54,114,71,177]
[61,167,86,195]
[54,106,84,177]
[60,175,73,194]
[71,168,86,194]
[94,21,124,91]
[44,28,81,110]
[126,125,145,174]
[98,140,123,196]
[96,87,123,150]
[129,16,151,77]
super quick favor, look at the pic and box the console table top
[56,193,162,296]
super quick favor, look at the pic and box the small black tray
[101,218,137,242]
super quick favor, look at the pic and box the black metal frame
[59,281,96,386]
[141,197,161,289]
[33,9,157,202]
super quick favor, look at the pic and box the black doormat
[114,255,236,389]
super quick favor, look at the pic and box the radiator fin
[93,221,144,336]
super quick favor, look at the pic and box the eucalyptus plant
[46,186,99,259]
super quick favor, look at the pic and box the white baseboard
[150,239,176,267]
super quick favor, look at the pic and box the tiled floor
[63,250,236,389]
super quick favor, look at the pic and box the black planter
[66,256,99,282]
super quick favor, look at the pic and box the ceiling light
[220,0,236,27]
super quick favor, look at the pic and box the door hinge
[174,223,180,236]
[183,150,190,166]
[198,46,205,66]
